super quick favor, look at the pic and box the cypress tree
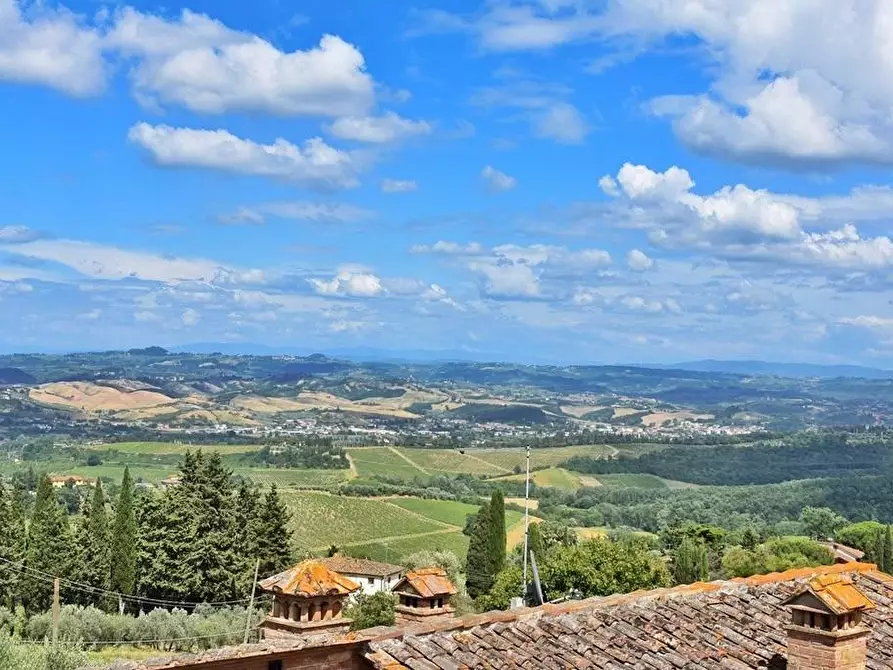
[75,480,111,607]
[6,483,27,607]
[255,485,293,579]
[878,526,893,575]
[673,537,709,585]
[465,501,494,599]
[527,521,546,566]
[488,490,507,575]
[0,482,20,607]
[234,482,262,593]
[23,475,73,612]
[110,467,138,596]
[874,529,886,573]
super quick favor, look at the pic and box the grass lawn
[88,441,264,455]
[281,491,446,550]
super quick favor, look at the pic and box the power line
[0,557,269,609]
[12,628,251,648]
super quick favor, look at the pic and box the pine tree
[75,480,111,608]
[885,526,893,574]
[673,537,709,585]
[741,528,759,551]
[22,475,73,612]
[0,482,20,607]
[527,522,546,566]
[255,485,293,580]
[110,467,138,596]
[234,482,262,593]
[488,490,507,575]
[465,501,494,599]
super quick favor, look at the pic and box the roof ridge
[368,561,882,644]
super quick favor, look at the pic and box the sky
[2,0,893,366]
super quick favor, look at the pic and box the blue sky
[2,0,893,365]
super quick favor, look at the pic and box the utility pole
[521,444,531,597]
[243,559,261,645]
[52,577,60,645]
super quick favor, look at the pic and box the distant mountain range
[662,359,893,380]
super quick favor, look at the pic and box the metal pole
[243,559,261,645]
[52,577,60,645]
[522,444,530,596]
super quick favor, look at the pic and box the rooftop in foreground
[103,562,893,669]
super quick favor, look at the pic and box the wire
[0,556,270,609]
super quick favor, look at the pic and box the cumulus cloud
[107,9,375,116]
[181,308,200,327]
[326,112,432,143]
[839,315,893,331]
[481,165,517,192]
[0,0,106,96]
[381,179,418,193]
[627,249,653,271]
[410,241,485,255]
[308,271,384,297]
[0,225,37,243]
[128,123,360,190]
[601,162,893,272]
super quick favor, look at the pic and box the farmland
[495,467,584,490]
[89,441,264,455]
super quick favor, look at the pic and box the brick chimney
[782,574,874,670]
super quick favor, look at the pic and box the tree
[110,467,138,596]
[23,475,73,612]
[674,537,709,585]
[540,537,671,601]
[799,506,847,540]
[75,480,111,607]
[488,490,506,575]
[741,528,759,552]
[837,521,886,556]
[722,538,833,579]
[344,592,397,630]
[885,526,893,574]
[875,530,886,575]
[527,522,546,566]
[476,566,523,612]
[465,501,494,599]
[403,550,462,587]
[233,483,262,593]
[0,483,25,608]
[255,485,293,579]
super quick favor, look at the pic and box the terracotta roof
[366,562,893,669]
[784,572,876,614]
[321,556,404,578]
[258,560,360,598]
[819,540,866,562]
[393,567,457,599]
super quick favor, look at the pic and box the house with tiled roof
[320,556,404,597]
[100,562,893,670]
[820,541,866,564]
[258,559,360,639]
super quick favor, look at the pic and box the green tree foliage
[527,522,546,566]
[75,479,111,607]
[540,538,671,601]
[402,550,462,587]
[0,483,26,608]
[475,566,523,612]
[875,529,886,574]
[722,537,834,578]
[22,475,73,612]
[673,537,709,585]
[800,506,848,540]
[884,526,893,573]
[837,521,886,557]
[465,501,493,599]
[741,528,760,551]
[110,467,138,596]
[488,490,507,575]
[344,592,397,630]
[255,484,293,579]
[0,633,88,670]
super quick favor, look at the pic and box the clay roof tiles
[258,560,360,598]
[366,562,893,669]
[320,556,404,578]
[784,572,876,614]
[394,567,458,599]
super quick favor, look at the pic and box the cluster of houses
[257,556,457,640]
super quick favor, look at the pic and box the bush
[0,634,88,670]
[344,592,397,631]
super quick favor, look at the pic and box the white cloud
[410,241,485,255]
[382,179,418,193]
[469,261,541,298]
[482,165,517,192]
[218,207,265,225]
[261,202,371,223]
[128,123,360,190]
[493,244,612,269]
[627,249,653,271]
[107,9,375,117]
[0,0,106,96]
[181,308,200,327]
[839,315,893,331]
[308,271,384,297]
[326,112,432,144]
[2,238,263,285]
[531,102,589,144]
[0,225,36,243]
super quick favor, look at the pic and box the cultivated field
[237,468,351,488]
[89,441,263,455]
[230,391,423,419]
[640,411,714,427]
[495,467,584,490]
[30,382,175,412]
[347,447,429,479]
[469,445,615,471]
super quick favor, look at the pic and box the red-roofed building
[391,567,457,625]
